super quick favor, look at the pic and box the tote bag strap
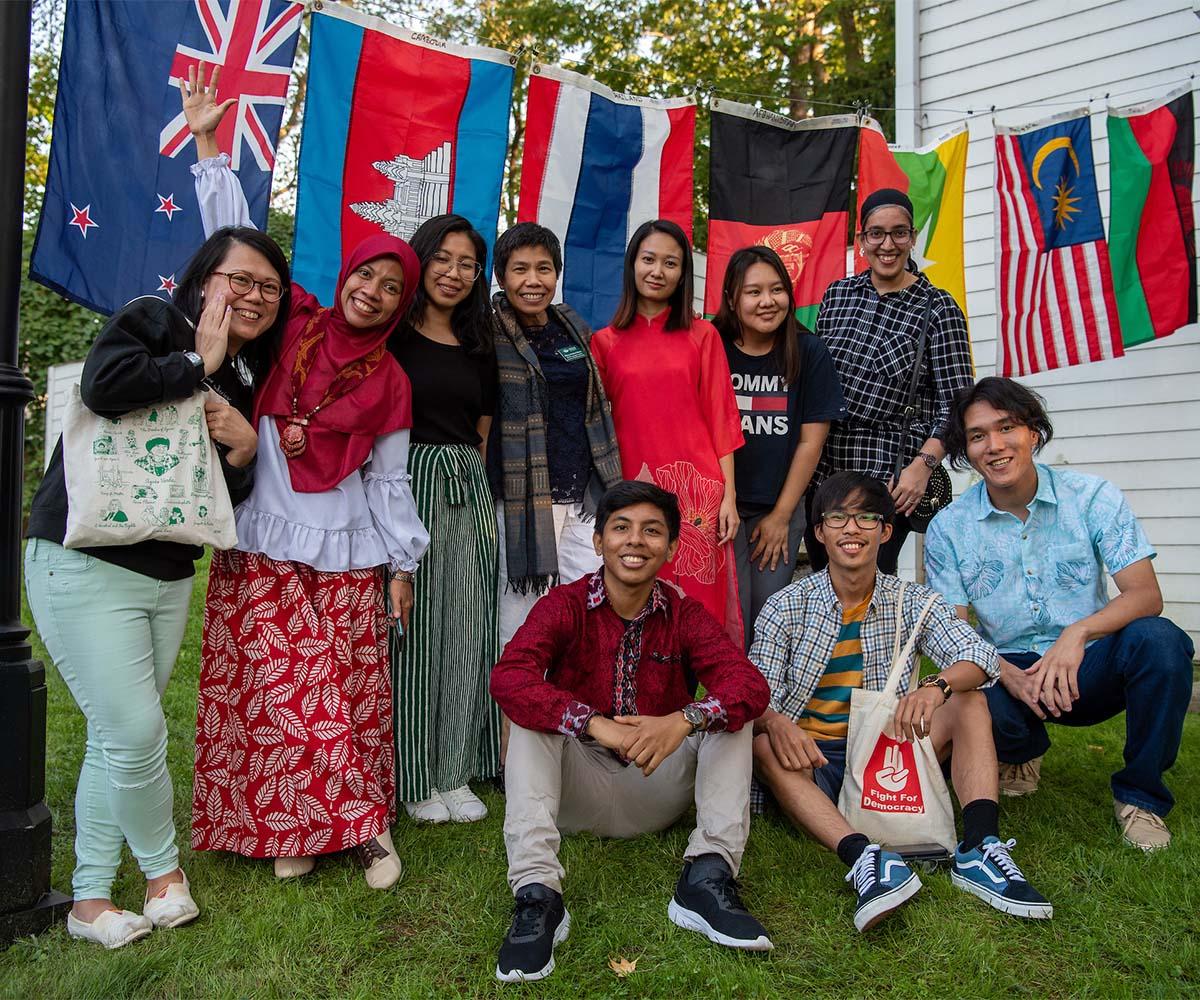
[891,580,907,667]
[882,589,940,700]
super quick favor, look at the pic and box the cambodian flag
[292,5,514,304]
[517,65,695,331]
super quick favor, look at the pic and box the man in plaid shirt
[750,471,1051,932]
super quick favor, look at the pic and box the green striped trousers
[392,443,500,803]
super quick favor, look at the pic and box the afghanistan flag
[1107,85,1196,348]
[706,100,857,328]
[292,4,514,304]
[856,118,970,322]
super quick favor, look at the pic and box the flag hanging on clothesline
[292,4,514,305]
[31,0,302,315]
[1107,84,1196,348]
[993,108,1123,376]
[705,101,857,328]
[856,118,970,324]
[516,64,695,332]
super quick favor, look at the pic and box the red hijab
[255,234,421,493]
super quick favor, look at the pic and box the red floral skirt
[191,550,395,858]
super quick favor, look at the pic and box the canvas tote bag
[62,384,237,550]
[838,583,957,853]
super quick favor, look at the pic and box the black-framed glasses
[430,251,482,281]
[212,270,284,302]
[821,510,886,529]
[860,227,915,247]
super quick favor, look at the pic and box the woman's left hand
[718,492,740,546]
[204,396,257,467]
[389,576,414,632]
[749,508,791,572]
[888,460,932,516]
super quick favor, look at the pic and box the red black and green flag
[1107,85,1196,348]
[705,100,857,328]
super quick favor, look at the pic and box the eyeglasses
[211,270,284,302]
[821,510,886,529]
[430,251,482,281]
[860,227,915,247]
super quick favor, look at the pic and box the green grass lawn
[3,555,1199,998]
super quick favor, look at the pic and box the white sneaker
[357,828,403,890]
[67,909,153,948]
[405,795,451,824]
[273,856,316,879]
[143,871,200,928]
[440,785,488,823]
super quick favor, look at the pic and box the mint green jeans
[24,539,193,901]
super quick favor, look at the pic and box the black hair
[812,471,896,526]
[610,219,694,331]
[173,225,291,384]
[711,245,806,385]
[943,377,1054,470]
[594,480,682,542]
[492,222,562,283]
[403,214,495,356]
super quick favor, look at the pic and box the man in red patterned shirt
[490,481,773,983]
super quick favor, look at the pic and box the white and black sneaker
[668,854,773,951]
[844,844,923,931]
[495,883,571,983]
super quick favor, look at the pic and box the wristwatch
[681,704,708,734]
[184,350,205,376]
[918,674,952,702]
[916,451,940,469]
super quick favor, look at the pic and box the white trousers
[495,500,601,650]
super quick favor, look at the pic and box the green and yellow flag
[855,118,970,321]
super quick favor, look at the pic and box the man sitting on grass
[750,471,1051,931]
[489,480,773,983]
[926,377,1194,851]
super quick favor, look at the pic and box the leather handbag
[894,289,952,533]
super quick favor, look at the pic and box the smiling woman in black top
[387,213,501,826]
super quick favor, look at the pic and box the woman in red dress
[591,219,745,642]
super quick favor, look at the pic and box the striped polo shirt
[797,591,871,741]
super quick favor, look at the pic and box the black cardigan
[26,296,256,581]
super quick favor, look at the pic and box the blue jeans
[986,617,1194,817]
[24,539,193,900]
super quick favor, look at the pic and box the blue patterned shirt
[924,464,1155,655]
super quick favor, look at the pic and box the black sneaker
[495,883,570,983]
[844,844,922,932]
[668,854,773,951]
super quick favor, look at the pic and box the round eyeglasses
[431,251,483,282]
[211,270,284,302]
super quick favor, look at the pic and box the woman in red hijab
[185,68,429,889]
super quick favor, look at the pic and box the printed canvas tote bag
[838,583,957,853]
[62,385,237,549]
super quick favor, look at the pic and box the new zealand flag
[31,0,302,316]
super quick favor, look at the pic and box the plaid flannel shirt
[814,270,974,485]
[747,570,999,811]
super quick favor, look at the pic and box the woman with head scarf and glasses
[385,214,502,827]
[804,188,974,575]
[184,65,429,890]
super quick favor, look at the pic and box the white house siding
[895,0,1200,648]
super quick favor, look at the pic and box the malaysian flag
[994,109,1124,376]
[31,1,301,316]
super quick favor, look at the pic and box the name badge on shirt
[556,344,587,363]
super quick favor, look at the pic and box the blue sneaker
[952,836,1052,919]
[844,844,922,931]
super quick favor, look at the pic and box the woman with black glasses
[387,215,501,826]
[805,188,973,574]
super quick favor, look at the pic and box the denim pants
[986,617,1194,816]
[24,539,192,900]
[734,504,806,649]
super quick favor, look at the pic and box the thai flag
[517,65,696,331]
[292,5,514,304]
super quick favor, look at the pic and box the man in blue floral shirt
[926,377,1194,851]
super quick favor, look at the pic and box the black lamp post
[0,0,71,946]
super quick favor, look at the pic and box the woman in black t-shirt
[713,246,847,647]
[387,214,500,826]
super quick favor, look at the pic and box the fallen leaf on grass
[609,957,638,977]
[1087,745,1105,753]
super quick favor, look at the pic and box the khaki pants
[504,723,753,893]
